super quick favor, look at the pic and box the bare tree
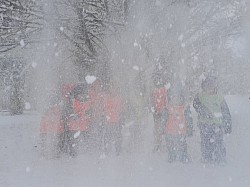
[53,0,126,81]
[0,0,43,53]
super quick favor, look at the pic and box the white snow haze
[1,0,250,187]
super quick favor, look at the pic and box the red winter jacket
[152,87,168,114]
[67,99,92,131]
[165,105,187,135]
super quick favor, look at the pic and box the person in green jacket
[193,76,232,164]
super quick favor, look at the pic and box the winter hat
[202,76,217,91]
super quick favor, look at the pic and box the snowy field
[1,95,250,187]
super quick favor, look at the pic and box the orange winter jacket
[67,99,92,131]
[40,105,64,134]
[165,105,187,135]
[152,87,168,114]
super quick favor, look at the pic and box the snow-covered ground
[1,96,250,187]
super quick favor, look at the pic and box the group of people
[40,75,232,165]
[40,79,125,157]
[151,76,232,164]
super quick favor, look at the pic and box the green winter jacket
[198,94,224,125]
[193,93,232,133]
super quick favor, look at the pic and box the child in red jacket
[165,89,193,163]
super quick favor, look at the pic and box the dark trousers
[200,124,226,163]
[166,135,189,162]
[153,113,165,151]
[64,130,89,157]
[103,124,122,155]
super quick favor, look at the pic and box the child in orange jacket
[164,89,193,163]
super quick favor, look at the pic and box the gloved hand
[69,113,79,120]
[224,123,232,134]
